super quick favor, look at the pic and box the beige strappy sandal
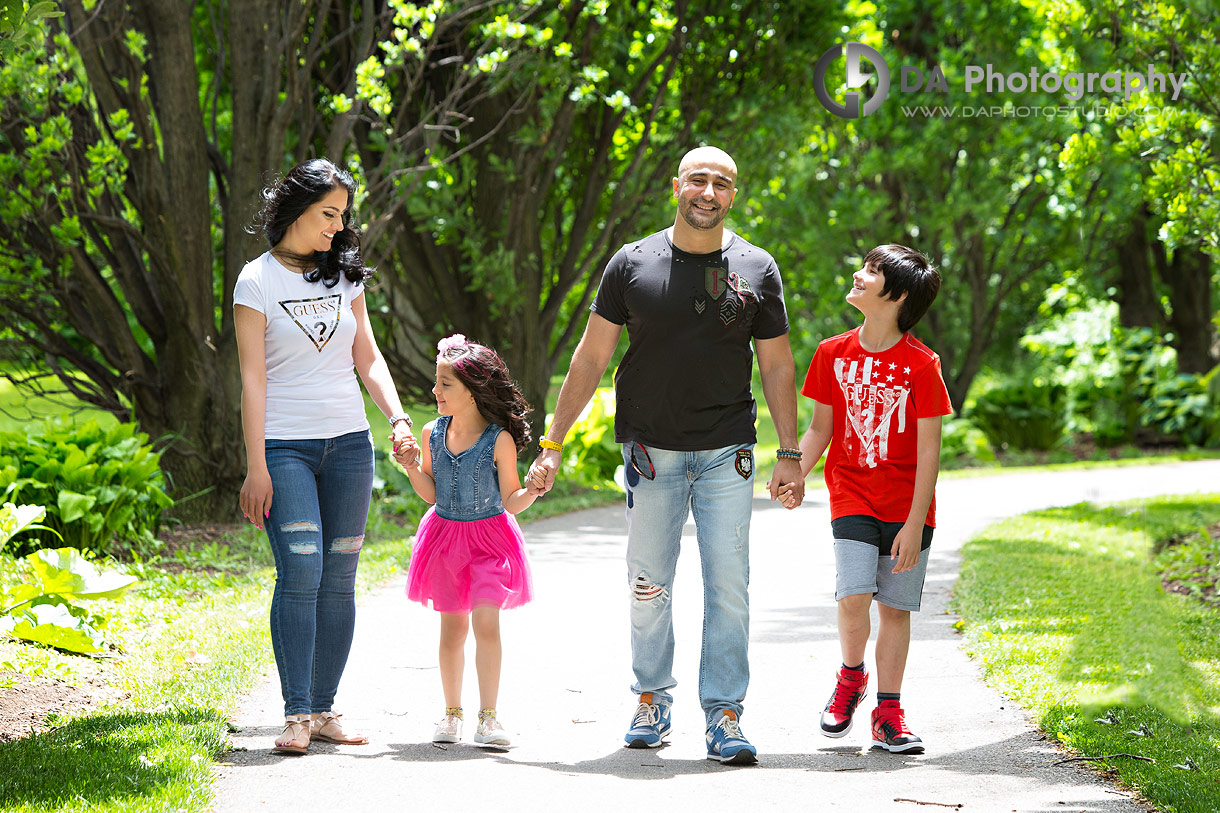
[271,714,311,755]
[311,711,369,745]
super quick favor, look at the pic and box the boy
[780,244,950,753]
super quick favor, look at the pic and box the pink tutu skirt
[405,506,534,613]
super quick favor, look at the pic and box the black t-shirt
[591,229,789,450]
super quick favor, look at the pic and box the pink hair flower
[437,333,467,354]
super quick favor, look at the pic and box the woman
[234,158,418,755]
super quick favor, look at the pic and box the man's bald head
[677,146,738,184]
[671,146,738,238]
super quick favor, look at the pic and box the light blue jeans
[621,442,754,726]
[264,430,374,716]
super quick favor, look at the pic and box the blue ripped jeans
[622,442,755,726]
[264,430,374,716]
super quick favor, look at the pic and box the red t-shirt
[801,328,953,526]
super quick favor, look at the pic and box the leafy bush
[0,418,173,556]
[1072,328,1171,445]
[969,378,1067,451]
[0,501,56,555]
[940,417,996,467]
[556,387,622,489]
[1060,330,1220,448]
[1,546,139,654]
[1145,372,1220,447]
[0,502,137,654]
[1021,298,1220,448]
[372,448,430,523]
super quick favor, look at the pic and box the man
[529,146,804,765]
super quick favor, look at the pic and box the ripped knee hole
[329,535,364,554]
[632,574,669,602]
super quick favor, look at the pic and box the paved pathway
[213,460,1220,812]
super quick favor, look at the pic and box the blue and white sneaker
[705,710,758,765]
[624,692,671,748]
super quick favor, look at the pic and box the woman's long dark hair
[253,158,370,287]
[438,335,533,452]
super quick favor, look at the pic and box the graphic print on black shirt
[700,262,761,327]
[279,293,343,352]
[590,229,789,451]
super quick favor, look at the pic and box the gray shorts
[833,528,930,612]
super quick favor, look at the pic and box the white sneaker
[433,713,462,743]
[474,713,511,746]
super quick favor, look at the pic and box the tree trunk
[1152,242,1218,374]
[56,0,246,522]
[1113,207,1162,329]
[515,347,556,458]
[152,360,245,523]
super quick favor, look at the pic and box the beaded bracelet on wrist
[776,447,803,460]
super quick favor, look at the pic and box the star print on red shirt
[801,328,953,525]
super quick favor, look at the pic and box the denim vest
[430,416,505,521]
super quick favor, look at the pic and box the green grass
[0,539,275,811]
[0,504,412,812]
[939,448,1220,480]
[0,373,118,434]
[0,371,410,443]
[954,494,1220,813]
[0,465,617,813]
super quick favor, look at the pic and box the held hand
[890,523,922,574]
[389,421,415,452]
[239,469,273,531]
[525,464,548,495]
[769,457,805,507]
[775,482,800,511]
[392,436,420,470]
[529,448,561,496]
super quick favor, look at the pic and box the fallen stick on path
[894,799,964,809]
[1053,753,1155,765]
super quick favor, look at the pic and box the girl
[235,158,419,756]
[394,334,540,746]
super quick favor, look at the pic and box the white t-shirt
[233,252,371,440]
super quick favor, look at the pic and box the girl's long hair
[253,158,370,287]
[438,335,532,452]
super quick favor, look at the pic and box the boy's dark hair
[863,244,941,333]
[438,337,533,452]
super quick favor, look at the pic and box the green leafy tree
[0,2,514,519]
[0,1,836,525]
[748,0,1083,408]
[0,0,61,57]
[1053,0,1219,374]
[0,3,231,520]
[348,0,835,438]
